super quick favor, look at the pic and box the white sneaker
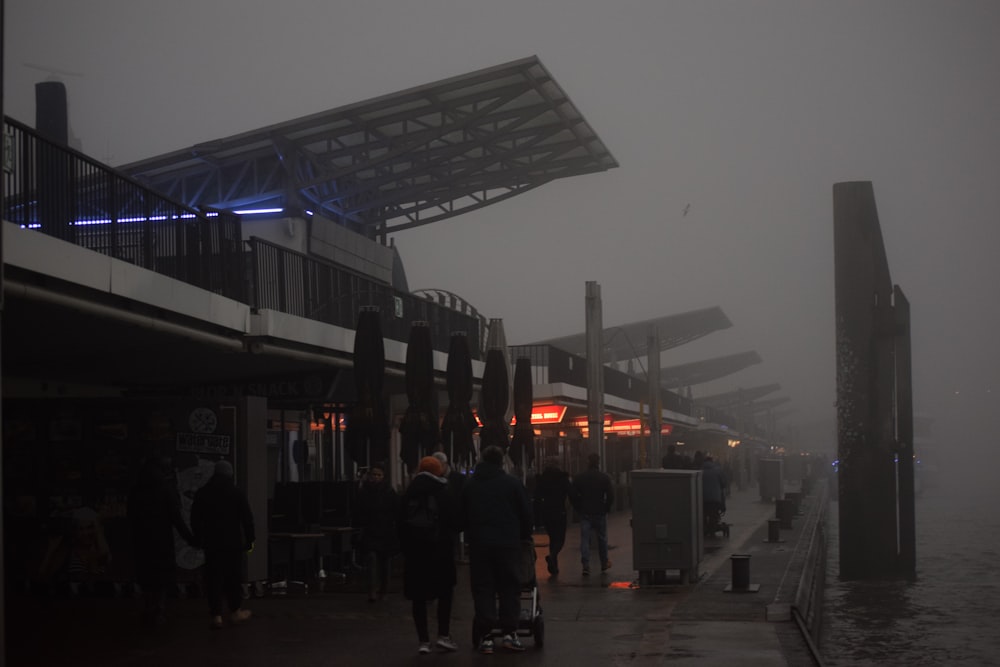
[417,642,432,654]
[436,635,458,652]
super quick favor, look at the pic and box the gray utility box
[758,458,784,501]
[630,468,703,584]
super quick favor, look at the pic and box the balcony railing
[2,117,483,358]
[249,237,482,356]
[510,343,743,424]
[3,117,245,300]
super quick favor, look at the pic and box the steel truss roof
[696,382,782,408]
[660,350,763,388]
[120,56,618,236]
[744,396,792,413]
[532,306,732,361]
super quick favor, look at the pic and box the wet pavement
[6,483,823,666]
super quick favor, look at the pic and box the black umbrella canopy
[441,332,478,467]
[345,307,390,466]
[509,357,534,468]
[479,347,510,453]
[399,322,440,471]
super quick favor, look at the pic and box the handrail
[2,116,245,301]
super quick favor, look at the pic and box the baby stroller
[704,502,730,538]
[472,539,545,649]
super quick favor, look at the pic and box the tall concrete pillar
[647,326,662,467]
[585,282,605,463]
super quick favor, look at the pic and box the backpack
[403,492,440,544]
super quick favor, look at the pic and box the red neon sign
[510,405,567,425]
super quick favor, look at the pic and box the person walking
[462,445,533,654]
[399,456,460,655]
[533,457,573,577]
[701,454,727,536]
[190,460,255,629]
[128,455,195,627]
[355,461,399,602]
[571,453,614,576]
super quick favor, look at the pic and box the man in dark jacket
[355,461,399,602]
[533,457,573,577]
[128,455,195,627]
[571,453,614,576]
[191,460,255,629]
[462,445,532,654]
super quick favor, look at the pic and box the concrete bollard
[775,498,794,529]
[785,491,803,516]
[724,554,759,593]
[766,518,784,543]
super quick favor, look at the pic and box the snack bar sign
[176,432,232,455]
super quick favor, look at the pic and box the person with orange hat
[398,455,460,654]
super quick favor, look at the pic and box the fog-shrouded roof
[744,396,792,413]
[530,306,731,361]
[120,56,618,236]
[696,382,782,408]
[660,350,762,388]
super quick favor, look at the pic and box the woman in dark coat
[355,461,399,602]
[398,456,460,654]
[128,455,194,626]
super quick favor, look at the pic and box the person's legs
[436,586,454,637]
[497,547,525,651]
[203,553,225,618]
[412,598,430,643]
[595,514,610,568]
[222,550,245,614]
[377,552,390,596]
[547,513,567,559]
[366,551,379,601]
[469,546,498,641]
[579,515,593,570]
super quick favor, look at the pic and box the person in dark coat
[398,456,460,654]
[190,460,255,629]
[355,461,399,602]
[128,455,195,627]
[571,453,614,575]
[661,444,685,470]
[462,445,533,654]
[533,457,573,577]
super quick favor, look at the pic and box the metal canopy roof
[660,350,763,389]
[531,306,732,361]
[120,56,618,237]
[744,396,792,414]
[696,382,782,408]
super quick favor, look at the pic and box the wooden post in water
[834,181,900,579]
[895,286,916,578]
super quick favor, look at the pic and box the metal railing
[3,117,245,300]
[2,117,483,357]
[249,237,482,357]
[510,343,706,421]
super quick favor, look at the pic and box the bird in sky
[682,203,691,217]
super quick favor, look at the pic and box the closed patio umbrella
[479,347,510,454]
[441,332,478,468]
[509,357,534,470]
[345,306,390,467]
[399,321,439,472]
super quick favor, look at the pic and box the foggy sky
[5,1,1000,453]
